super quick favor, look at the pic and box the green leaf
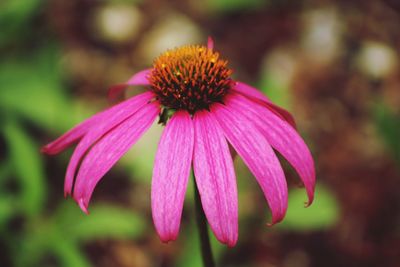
[0,50,102,138]
[259,72,291,109]
[55,202,146,242]
[206,0,266,13]
[277,185,339,231]
[0,48,77,131]
[11,208,91,267]
[0,0,43,46]
[2,119,46,217]
[51,234,92,267]
[14,222,54,267]
[107,0,144,4]
[0,159,12,189]
[0,195,16,228]
[374,104,400,163]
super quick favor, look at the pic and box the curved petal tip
[303,177,315,208]
[266,217,283,227]
[266,209,287,227]
[222,237,237,248]
[41,144,58,155]
[304,196,314,208]
[78,198,90,215]
[157,229,179,243]
[107,69,152,103]
[306,184,315,207]
[40,146,50,154]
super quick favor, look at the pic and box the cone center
[149,45,234,114]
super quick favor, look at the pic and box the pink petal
[107,69,152,102]
[207,36,214,50]
[78,198,89,215]
[232,82,297,129]
[211,102,288,224]
[126,69,152,85]
[41,91,155,154]
[41,116,99,155]
[64,92,154,197]
[73,101,160,212]
[229,93,316,205]
[232,81,272,103]
[193,110,238,247]
[151,111,194,242]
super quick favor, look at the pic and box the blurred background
[1,0,400,266]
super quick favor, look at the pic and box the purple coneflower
[43,38,315,247]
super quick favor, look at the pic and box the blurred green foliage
[0,52,147,267]
[0,0,42,46]
[0,48,79,132]
[177,220,225,267]
[0,6,148,265]
[260,73,291,110]
[206,0,266,13]
[3,119,45,218]
[374,104,400,164]
[277,186,339,231]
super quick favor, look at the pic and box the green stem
[193,177,215,267]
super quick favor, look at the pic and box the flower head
[149,44,233,114]
[42,38,315,247]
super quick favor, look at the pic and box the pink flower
[42,38,315,247]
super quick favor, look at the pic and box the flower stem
[193,177,216,267]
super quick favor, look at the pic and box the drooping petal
[41,115,100,155]
[107,69,152,102]
[193,110,238,247]
[232,81,272,103]
[211,102,288,224]
[207,36,214,50]
[151,111,194,242]
[41,91,155,154]
[126,69,152,85]
[229,93,316,205]
[232,82,297,128]
[73,101,160,212]
[64,92,154,197]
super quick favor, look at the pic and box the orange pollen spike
[149,45,234,114]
